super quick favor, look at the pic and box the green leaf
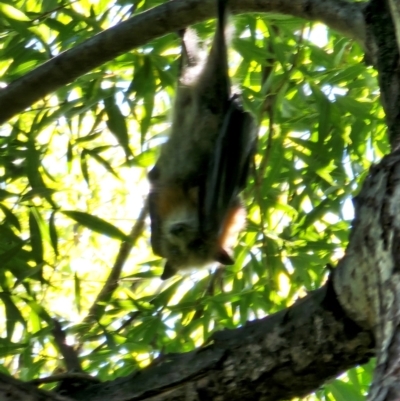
[74,272,82,314]
[0,203,21,231]
[29,208,43,264]
[0,338,26,358]
[63,210,128,241]
[326,380,364,401]
[80,149,90,184]
[0,293,25,338]
[104,93,131,158]
[86,148,119,178]
[49,211,59,256]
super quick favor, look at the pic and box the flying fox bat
[148,0,256,279]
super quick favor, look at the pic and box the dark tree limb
[0,279,374,401]
[52,319,82,372]
[387,0,400,54]
[364,0,400,150]
[0,372,73,401]
[332,1,400,398]
[0,0,366,125]
[333,149,400,401]
[56,280,373,401]
[29,373,99,387]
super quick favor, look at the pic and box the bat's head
[161,235,234,280]
[160,205,235,280]
[159,200,247,280]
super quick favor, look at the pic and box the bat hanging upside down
[148,0,257,279]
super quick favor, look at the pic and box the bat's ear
[161,261,177,280]
[215,248,234,265]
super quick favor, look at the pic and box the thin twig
[82,202,148,326]
[52,319,83,372]
[29,372,99,386]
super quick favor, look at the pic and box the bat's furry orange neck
[159,194,246,279]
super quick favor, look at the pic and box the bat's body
[148,0,256,279]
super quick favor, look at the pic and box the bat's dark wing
[201,95,257,235]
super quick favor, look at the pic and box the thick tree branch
[387,0,400,54]
[0,0,366,125]
[333,150,400,401]
[0,372,73,401]
[0,279,374,401]
[0,280,374,401]
[49,280,373,401]
[363,0,400,150]
[333,8,400,398]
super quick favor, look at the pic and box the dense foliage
[0,0,384,398]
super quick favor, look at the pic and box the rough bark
[75,281,373,401]
[363,0,400,150]
[0,373,73,401]
[333,151,400,401]
[332,1,400,400]
[2,280,372,401]
[0,0,366,125]
[387,0,400,55]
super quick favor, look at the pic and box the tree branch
[387,0,400,54]
[63,280,373,401]
[0,279,374,400]
[362,0,400,150]
[333,150,400,401]
[52,319,83,372]
[0,372,73,401]
[82,203,148,326]
[0,0,366,125]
